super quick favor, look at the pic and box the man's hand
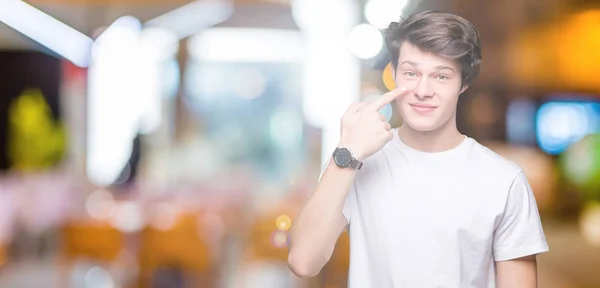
[338,87,410,160]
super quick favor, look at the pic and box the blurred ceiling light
[92,16,141,61]
[291,0,357,32]
[348,24,383,59]
[145,0,233,40]
[135,29,173,135]
[0,0,93,67]
[365,0,408,29]
[139,27,179,62]
[291,0,361,168]
[87,16,143,187]
[188,28,305,62]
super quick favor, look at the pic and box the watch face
[334,148,353,167]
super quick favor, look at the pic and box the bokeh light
[2,2,600,287]
[364,94,393,122]
[233,67,267,100]
[85,189,116,220]
[536,102,600,155]
[109,201,143,233]
[150,202,180,231]
[365,0,408,29]
[382,62,396,91]
[271,230,288,248]
[580,202,600,248]
[561,134,600,200]
[348,24,383,59]
[269,109,303,149]
[275,215,292,231]
[84,266,115,288]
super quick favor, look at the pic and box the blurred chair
[137,211,217,288]
[59,220,125,287]
[0,243,6,268]
[244,196,303,263]
[239,206,325,288]
[246,215,289,263]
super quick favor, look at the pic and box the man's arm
[496,255,538,288]
[493,171,548,287]
[287,161,355,278]
[288,88,405,278]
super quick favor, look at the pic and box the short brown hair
[385,10,482,86]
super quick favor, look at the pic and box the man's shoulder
[466,139,523,179]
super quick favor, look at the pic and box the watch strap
[349,158,363,170]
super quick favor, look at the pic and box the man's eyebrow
[435,65,455,72]
[400,61,456,72]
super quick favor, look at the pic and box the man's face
[393,42,466,132]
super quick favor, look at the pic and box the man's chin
[402,121,440,133]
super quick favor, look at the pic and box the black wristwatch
[332,148,363,170]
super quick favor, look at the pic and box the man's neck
[397,118,465,153]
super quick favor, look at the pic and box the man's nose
[413,78,434,99]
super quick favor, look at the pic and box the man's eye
[404,72,416,77]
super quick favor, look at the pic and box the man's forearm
[287,160,356,277]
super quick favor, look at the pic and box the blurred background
[0,0,599,287]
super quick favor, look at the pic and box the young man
[288,10,549,288]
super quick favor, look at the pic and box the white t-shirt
[341,129,549,288]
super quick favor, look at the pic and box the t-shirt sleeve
[493,172,549,261]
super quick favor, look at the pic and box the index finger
[367,87,409,111]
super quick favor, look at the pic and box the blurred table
[0,219,598,288]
